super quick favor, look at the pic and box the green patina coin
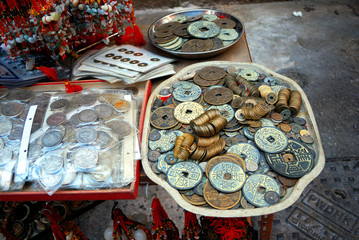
[157,151,174,173]
[218,29,238,41]
[167,161,203,190]
[260,118,275,127]
[208,161,246,193]
[187,21,220,39]
[254,127,288,153]
[202,14,219,22]
[206,104,235,122]
[172,82,202,102]
[193,176,207,197]
[227,143,260,165]
[265,139,314,178]
[148,130,176,153]
[242,174,281,207]
[239,69,260,81]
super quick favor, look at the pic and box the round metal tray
[148,9,245,59]
[141,61,325,217]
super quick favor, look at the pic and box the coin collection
[153,14,241,52]
[0,89,138,195]
[147,65,316,210]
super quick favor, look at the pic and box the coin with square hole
[150,106,178,129]
[166,161,203,190]
[254,127,288,153]
[204,87,233,105]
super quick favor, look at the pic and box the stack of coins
[190,109,227,137]
[236,75,260,97]
[241,101,271,120]
[289,90,302,116]
[258,85,278,105]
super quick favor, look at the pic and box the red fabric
[117,24,145,46]
[207,217,247,240]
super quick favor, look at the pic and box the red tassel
[117,24,145,46]
[208,217,247,240]
[37,66,82,93]
[65,80,82,93]
[41,206,66,240]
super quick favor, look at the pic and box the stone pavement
[76,1,359,239]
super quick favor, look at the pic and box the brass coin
[173,23,190,37]
[211,37,223,50]
[231,95,244,109]
[199,66,226,81]
[155,34,177,44]
[186,14,203,22]
[203,39,214,51]
[204,87,233,105]
[223,153,246,171]
[213,18,236,29]
[182,39,206,52]
[300,129,310,137]
[150,106,178,129]
[301,135,314,144]
[181,193,207,206]
[157,21,181,32]
[155,30,173,38]
[203,181,241,210]
[174,102,204,124]
[193,73,221,87]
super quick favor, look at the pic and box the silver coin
[13,90,35,102]
[0,148,12,166]
[77,94,97,106]
[41,130,63,147]
[95,131,111,149]
[90,170,111,182]
[75,127,98,143]
[40,154,64,174]
[50,99,69,111]
[69,113,81,127]
[78,109,98,123]
[148,150,161,162]
[39,173,63,187]
[8,125,23,140]
[0,138,4,152]
[246,160,259,172]
[1,102,24,117]
[240,196,255,209]
[107,119,132,137]
[94,104,113,119]
[0,117,12,136]
[62,172,77,185]
[46,112,66,126]
[149,130,161,141]
[28,143,42,160]
[74,148,98,170]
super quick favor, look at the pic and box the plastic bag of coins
[148,10,244,58]
[142,62,324,217]
[0,88,140,195]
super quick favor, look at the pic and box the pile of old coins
[0,89,137,194]
[147,65,316,210]
[153,13,241,52]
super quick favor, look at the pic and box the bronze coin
[155,30,173,38]
[211,37,223,50]
[231,95,244,109]
[204,87,233,105]
[223,153,246,171]
[157,22,181,32]
[182,39,206,52]
[154,34,177,44]
[277,175,298,187]
[199,66,226,81]
[193,73,221,87]
[205,155,241,177]
[150,106,178,130]
[173,23,190,37]
[279,123,291,133]
[181,193,207,206]
[213,18,236,29]
[185,14,203,22]
[203,181,241,210]
[203,39,214,51]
